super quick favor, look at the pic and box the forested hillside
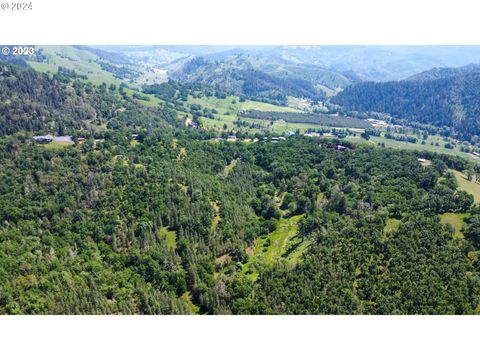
[0,63,103,135]
[171,56,327,105]
[2,61,480,314]
[332,73,480,142]
[0,63,179,136]
[1,131,480,314]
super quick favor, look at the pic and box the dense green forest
[332,73,480,142]
[2,61,480,314]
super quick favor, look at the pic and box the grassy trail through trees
[242,214,304,281]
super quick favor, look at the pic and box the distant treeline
[238,110,370,129]
[98,61,140,80]
[332,73,480,142]
[72,45,131,64]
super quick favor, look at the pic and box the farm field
[184,95,303,130]
[188,96,364,134]
[186,95,301,115]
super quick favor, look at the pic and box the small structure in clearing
[33,135,54,143]
[33,135,74,144]
[366,118,388,127]
[418,158,432,166]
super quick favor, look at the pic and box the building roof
[33,135,54,141]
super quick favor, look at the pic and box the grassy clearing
[42,142,72,150]
[188,95,238,111]
[316,193,325,207]
[262,215,303,264]
[133,69,168,86]
[181,291,200,314]
[112,155,129,166]
[30,46,166,88]
[239,100,302,113]
[284,237,313,266]
[287,96,313,110]
[451,170,480,203]
[210,200,221,233]
[159,227,176,250]
[186,95,239,127]
[187,95,301,114]
[243,214,304,280]
[29,46,121,86]
[242,117,324,133]
[223,158,238,176]
[186,95,302,131]
[123,88,163,107]
[384,218,402,233]
[440,213,467,239]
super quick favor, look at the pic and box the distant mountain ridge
[171,55,329,105]
[407,64,480,81]
[170,54,359,105]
